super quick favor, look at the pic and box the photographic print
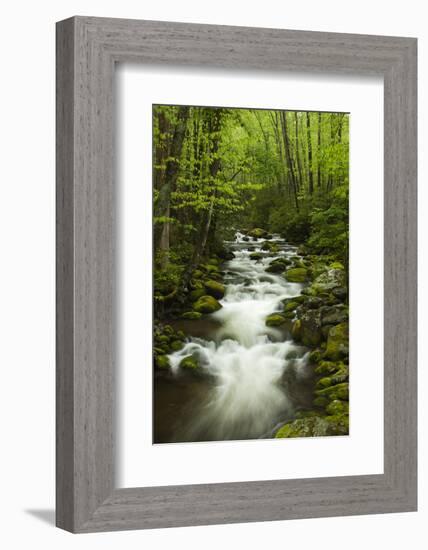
[153,104,349,444]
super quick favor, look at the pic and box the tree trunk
[154,106,190,260]
[306,112,314,195]
[294,112,303,191]
[280,111,299,211]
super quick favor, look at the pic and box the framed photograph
[56,16,417,532]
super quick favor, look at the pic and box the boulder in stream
[204,279,225,299]
[193,295,223,314]
[284,267,309,283]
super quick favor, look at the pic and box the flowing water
[154,232,315,443]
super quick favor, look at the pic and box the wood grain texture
[56,16,417,533]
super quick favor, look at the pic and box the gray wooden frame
[56,16,417,533]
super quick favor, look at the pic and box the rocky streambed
[153,228,349,443]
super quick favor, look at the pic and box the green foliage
[269,208,312,243]
[152,104,349,319]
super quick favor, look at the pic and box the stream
[154,232,315,443]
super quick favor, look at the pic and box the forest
[153,104,350,444]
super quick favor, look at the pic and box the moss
[266,313,287,327]
[324,413,349,435]
[315,360,341,376]
[266,261,287,273]
[155,355,170,370]
[176,330,186,340]
[283,295,305,306]
[283,300,300,313]
[316,377,333,389]
[324,322,349,360]
[193,295,222,314]
[181,311,203,320]
[170,340,184,352]
[164,325,174,335]
[283,311,295,319]
[329,261,345,270]
[248,228,268,238]
[275,416,330,438]
[200,263,220,274]
[284,267,308,282]
[179,355,199,370]
[315,382,349,401]
[192,269,204,279]
[291,319,302,340]
[313,396,329,408]
[308,349,323,364]
[204,279,225,299]
[326,399,349,416]
[189,288,206,302]
[156,334,170,344]
[275,412,348,438]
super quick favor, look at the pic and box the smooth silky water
[154,233,315,443]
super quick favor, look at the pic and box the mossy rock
[193,295,222,314]
[200,263,220,274]
[204,279,225,299]
[311,268,346,295]
[282,295,305,306]
[329,261,345,270]
[261,240,277,251]
[189,287,206,302]
[156,334,170,345]
[181,311,203,320]
[283,311,296,319]
[164,325,174,335]
[192,269,204,279]
[284,267,308,283]
[300,308,323,347]
[176,330,186,340]
[153,346,165,356]
[316,377,333,389]
[332,286,347,300]
[266,262,286,273]
[208,257,219,265]
[313,396,329,408]
[315,360,341,376]
[247,228,268,238]
[308,349,323,364]
[324,322,349,360]
[275,416,330,438]
[315,382,349,401]
[179,355,199,370]
[266,313,287,327]
[189,279,205,290]
[275,413,348,438]
[321,307,348,326]
[291,319,302,340]
[305,296,323,309]
[170,340,184,352]
[324,413,349,435]
[283,300,301,313]
[326,400,349,416]
[155,355,170,370]
[249,252,264,261]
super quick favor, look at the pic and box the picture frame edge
[56,16,417,533]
